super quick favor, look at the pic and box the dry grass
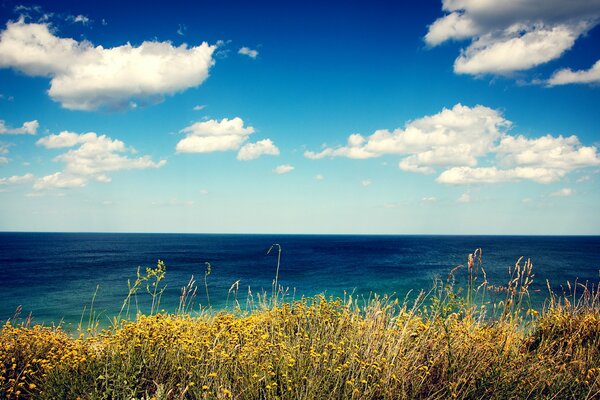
[1,250,599,399]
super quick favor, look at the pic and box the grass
[1,249,599,399]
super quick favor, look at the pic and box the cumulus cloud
[0,19,216,110]
[0,119,39,135]
[34,131,166,190]
[315,174,324,181]
[176,117,279,160]
[426,0,600,75]
[550,187,575,197]
[238,47,258,59]
[361,179,372,187]
[237,139,280,161]
[0,173,34,185]
[274,164,294,174]
[305,104,509,171]
[548,59,600,86]
[176,117,254,153]
[305,103,600,185]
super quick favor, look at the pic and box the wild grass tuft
[1,249,599,399]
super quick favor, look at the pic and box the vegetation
[1,249,599,399]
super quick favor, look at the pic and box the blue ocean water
[0,233,599,329]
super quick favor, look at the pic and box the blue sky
[0,0,599,234]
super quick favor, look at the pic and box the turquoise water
[0,233,599,329]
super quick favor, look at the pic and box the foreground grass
[1,251,599,399]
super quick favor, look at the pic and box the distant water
[0,233,599,329]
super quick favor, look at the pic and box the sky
[0,0,599,235]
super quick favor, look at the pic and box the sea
[0,232,599,329]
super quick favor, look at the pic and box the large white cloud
[548,59,600,86]
[0,19,216,110]
[176,117,279,160]
[34,131,166,190]
[305,104,510,173]
[426,0,600,75]
[0,119,39,135]
[305,103,600,185]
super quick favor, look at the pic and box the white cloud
[306,104,509,171]
[550,187,575,197]
[0,173,34,185]
[422,196,437,202]
[176,117,254,153]
[237,139,279,160]
[0,19,216,110]
[576,175,591,183]
[361,179,372,187]
[0,142,9,164]
[454,25,579,75]
[426,0,600,75]
[67,15,90,25]
[306,103,600,185]
[0,119,39,135]
[437,166,567,184]
[315,174,324,181]
[238,46,258,59]
[495,134,600,171]
[176,117,278,160]
[548,59,600,86]
[457,192,471,203]
[274,164,294,174]
[193,104,206,111]
[34,131,166,190]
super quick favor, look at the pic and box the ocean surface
[1,233,599,329]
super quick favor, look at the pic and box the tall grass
[1,249,599,399]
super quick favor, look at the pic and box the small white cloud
[0,119,39,135]
[0,173,34,185]
[0,19,216,111]
[576,175,591,183]
[200,189,209,195]
[274,164,294,174]
[238,46,259,59]
[176,117,255,153]
[193,104,206,111]
[177,24,187,36]
[548,59,600,86]
[0,142,9,163]
[315,174,324,181]
[176,117,278,160]
[457,192,471,203]
[422,196,437,202]
[237,139,279,161]
[68,15,91,25]
[35,131,165,190]
[361,179,372,187]
[550,187,575,197]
